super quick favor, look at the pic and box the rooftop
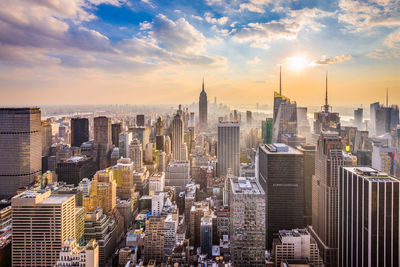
[345,166,400,182]
[230,177,264,195]
[261,143,302,155]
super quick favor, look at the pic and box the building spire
[386,88,389,107]
[323,71,330,112]
[279,65,282,95]
[202,77,205,92]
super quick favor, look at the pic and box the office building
[84,169,116,215]
[273,92,298,143]
[0,108,42,197]
[112,158,135,200]
[171,113,186,160]
[273,229,323,267]
[371,145,396,175]
[71,118,89,147]
[55,239,99,267]
[165,160,190,192]
[94,116,112,170]
[111,122,122,147]
[296,143,316,226]
[262,118,273,144]
[12,190,76,267]
[258,143,305,249]
[136,114,145,127]
[230,177,265,266]
[143,216,165,264]
[118,131,133,158]
[200,215,213,258]
[56,156,93,186]
[354,108,363,129]
[308,131,343,267]
[199,78,208,131]
[151,192,164,216]
[338,167,400,267]
[41,120,52,156]
[129,138,143,171]
[155,116,164,136]
[149,172,165,193]
[217,122,240,177]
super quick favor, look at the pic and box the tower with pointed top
[199,78,208,131]
[313,72,340,134]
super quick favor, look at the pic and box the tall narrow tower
[171,113,185,160]
[199,78,208,131]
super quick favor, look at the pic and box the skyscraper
[257,143,305,248]
[308,131,343,267]
[272,92,298,143]
[354,107,363,129]
[129,138,143,171]
[338,167,400,267]
[314,74,340,135]
[0,107,42,197]
[12,190,76,267]
[217,122,240,177]
[171,113,185,160]
[71,117,89,147]
[230,177,265,266]
[136,114,145,127]
[262,118,273,144]
[94,116,112,169]
[111,122,122,147]
[199,78,208,131]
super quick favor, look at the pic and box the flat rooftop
[230,177,264,195]
[344,166,400,182]
[260,143,302,155]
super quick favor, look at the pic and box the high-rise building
[143,216,165,264]
[71,118,89,147]
[354,107,363,129]
[41,120,52,156]
[129,138,143,171]
[230,177,265,266]
[199,78,208,131]
[165,160,190,192]
[313,74,340,134]
[56,155,94,186]
[0,107,42,197]
[111,122,122,147]
[371,145,396,175]
[217,122,240,177]
[246,110,252,125]
[94,116,112,169]
[370,102,380,135]
[155,116,164,136]
[84,169,116,215]
[136,114,145,127]
[112,158,135,200]
[171,113,186,160]
[272,229,324,267]
[296,143,316,226]
[200,215,213,258]
[272,92,298,143]
[338,167,400,267]
[257,143,304,249]
[262,118,273,144]
[12,190,76,267]
[308,131,343,267]
[374,103,399,136]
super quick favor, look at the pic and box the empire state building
[199,78,208,131]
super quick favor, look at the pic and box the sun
[286,55,309,72]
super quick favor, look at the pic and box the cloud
[367,49,400,59]
[191,15,204,21]
[232,8,334,48]
[246,56,261,64]
[239,3,264,13]
[141,0,155,8]
[385,30,400,48]
[310,55,352,66]
[338,0,400,32]
[205,12,229,25]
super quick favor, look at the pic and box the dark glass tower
[71,118,89,147]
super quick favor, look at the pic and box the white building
[273,229,324,267]
[165,160,190,192]
[149,172,165,194]
[55,239,99,267]
[151,192,164,216]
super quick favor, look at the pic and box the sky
[0,0,399,107]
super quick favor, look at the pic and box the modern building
[262,118,273,144]
[0,107,42,197]
[41,120,52,156]
[200,215,213,258]
[371,145,396,175]
[111,122,122,147]
[112,158,135,200]
[12,190,76,267]
[143,216,165,264]
[94,116,112,170]
[56,156,93,186]
[273,92,298,143]
[171,113,186,160]
[151,192,164,216]
[199,78,208,131]
[84,169,116,215]
[149,172,165,193]
[165,160,190,192]
[136,114,145,127]
[308,132,343,267]
[338,167,400,267]
[258,143,305,249]
[217,122,240,177]
[273,229,324,267]
[354,108,363,129]
[229,177,265,266]
[71,118,89,147]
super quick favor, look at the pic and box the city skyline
[0,0,399,106]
